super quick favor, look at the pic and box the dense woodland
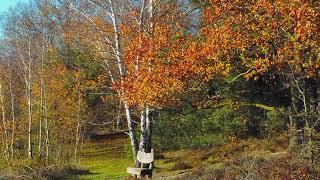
[0,0,320,179]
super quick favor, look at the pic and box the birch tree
[0,73,9,159]
[67,0,140,160]
[7,64,16,158]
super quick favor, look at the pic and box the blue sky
[0,0,28,37]
[0,0,27,14]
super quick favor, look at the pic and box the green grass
[78,138,133,179]
[79,158,132,179]
[76,137,189,179]
[0,135,292,179]
[76,137,180,179]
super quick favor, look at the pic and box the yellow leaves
[302,62,311,68]
[97,75,107,86]
[243,70,256,80]
[46,45,57,57]
[224,63,232,76]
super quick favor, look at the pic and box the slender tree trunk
[136,0,149,154]
[27,72,33,159]
[139,107,146,151]
[9,70,15,158]
[38,24,48,160]
[139,106,152,153]
[109,0,139,161]
[38,41,46,158]
[74,87,81,162]
[124,103,138,161]
[44,90,49,164]
[70,0,140,162]
[115,99,122,130]
[27,44,33,159]
[289,107,299,149]
[312,78,318,114]
[144,0,154,154]
[17,36,33,159]
[0,81,9,158]
[145,106,152,153]
[289,84,303,149]
[38,69,44,158]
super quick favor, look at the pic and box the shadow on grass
[42,167,99,179]
[66,168,98,176]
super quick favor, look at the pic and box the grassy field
[77,137,181,179]
[76,135,290,179]
[78,138,133,179]
[77,136,197,179]
[0,134,300,179]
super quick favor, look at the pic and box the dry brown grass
[160,134,289,169]
[155,134,320,179]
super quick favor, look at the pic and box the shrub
[153,105,245,150]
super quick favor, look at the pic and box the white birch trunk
[124,103,138,160]
[144,0,154,153]
[109,0,139,160]
[70,0,139,161]
[139,107,146,151]
[145,106,152,152]
[27,39,33,159]
[15,36,33,159]
[44,90,49,164]
[8,68,15,158]
[38,49,45,158]
[74,87,81,162]
[0,80,9,158]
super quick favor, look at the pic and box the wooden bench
[127,149,154,178]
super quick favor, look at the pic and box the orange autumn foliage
[202,0,320,78]
[118,0,319,108]
[121,24,228,107]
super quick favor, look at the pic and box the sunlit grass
[78,138,133,179]
[79,158,132,179]
[77,137,181,179]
